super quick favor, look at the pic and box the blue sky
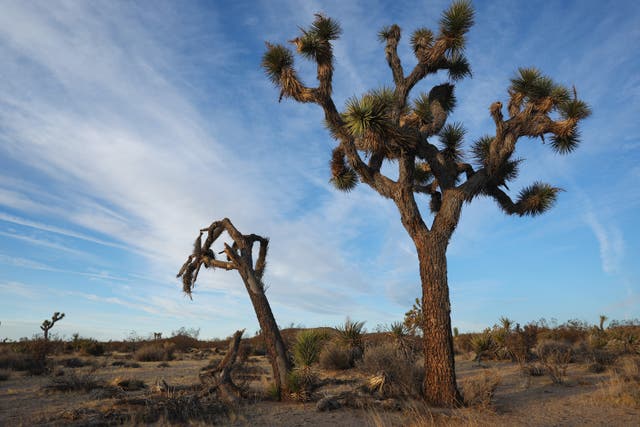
[0,0,638,340]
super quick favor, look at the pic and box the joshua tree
[261,1,590,406]
[599,314,608,332]
[178,218,292,398]
[41,312,64,341]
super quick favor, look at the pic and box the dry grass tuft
[598,355,640,407]
[134,343,175,362]
[461,369,501,408]
[358,342,423,398]
[319,341,353,370]
[110,376,146,391]
[43,371,103,393]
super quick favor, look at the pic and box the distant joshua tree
[261,0,589,406]
[599,314,608,332]
[41,312,65,341]
[153,332,162,340]
[178,218,292,399]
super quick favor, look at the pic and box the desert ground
[1,322,639,426]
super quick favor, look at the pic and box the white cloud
[584,211,625,275]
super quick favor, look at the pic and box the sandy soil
[1,353,638,426]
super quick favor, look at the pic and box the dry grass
[134,343,175,362]
[319,341,352,370]
[43,371,103,393]
[460,369,501,408]
[597,355,640,407]
[358,342,423,398]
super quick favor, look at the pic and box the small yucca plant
[293,330,329,367]
[336,318,365,352]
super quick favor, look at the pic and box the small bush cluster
[461,369,501,407]
[134,343,175,362]
[537,340,572,384]
[358,342,423,398]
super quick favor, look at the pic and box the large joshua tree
[261,0,590,406]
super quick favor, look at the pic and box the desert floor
[1,352,638,426]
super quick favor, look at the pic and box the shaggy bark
[178,218,292,399]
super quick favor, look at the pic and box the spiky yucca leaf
[295,33,329,62]
[439,122,465,162]
[429,83,457,113]
[343,93,391,138]
[550,130,581,154]
[378,24,400,42]
[558,99,591,120]
[550,85,571,105]
[336,318,365,350]
[509,67,557,102]
[471,135,493,166]
[310,14,342,41]
[495,158,522,184]
[293,329,330,367]
[515,182,561,216]
[440,0,474,51]
[262,44,294,84]
[414,162,433,184]
[446,53,471,81]
[413,93,433,123]
[410,28,433,53]
[330,168,358,192]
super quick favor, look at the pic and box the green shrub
[293,330,329,367]
[336,318,365,353]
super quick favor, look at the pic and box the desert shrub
[157,362,170,368]
[461,369,501,407]
[598,355,640,407]
[537,340,572,384]
[80,339,105,356]
[588,362,606,373]
[0,344,47,375]
[134,343,174,362]
[58,357,90,368]
[111,377,146,391]
[319,341,352,370]
[0,370,9,381]
[293,330,329,367]
[43,372,102,393]
[358,342,423,398]
[505,324,538,364]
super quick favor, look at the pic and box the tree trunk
[237,265,292,398]
[415,234,462,406]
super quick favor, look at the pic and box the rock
[316,396,341,411]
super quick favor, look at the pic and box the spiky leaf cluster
[446,53,471,81]
[514,182,561,216]
[262,44,294,84]
[330,147,358,192]
[343,90,393,140]
[439,122,465,162]
[439,0,474,52]
[410,28,433,55]
[378,24,400,42]
[471,135,493,166]
[558,99,591,120]
[295,14,341,63]
[510,68,570,105]
[550,131,581,154]
[429,83,457,113]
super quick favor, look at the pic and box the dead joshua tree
[199,329,245,403]
[178,218,292,398]
[41,312,65,341]
[262,1,590,406]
